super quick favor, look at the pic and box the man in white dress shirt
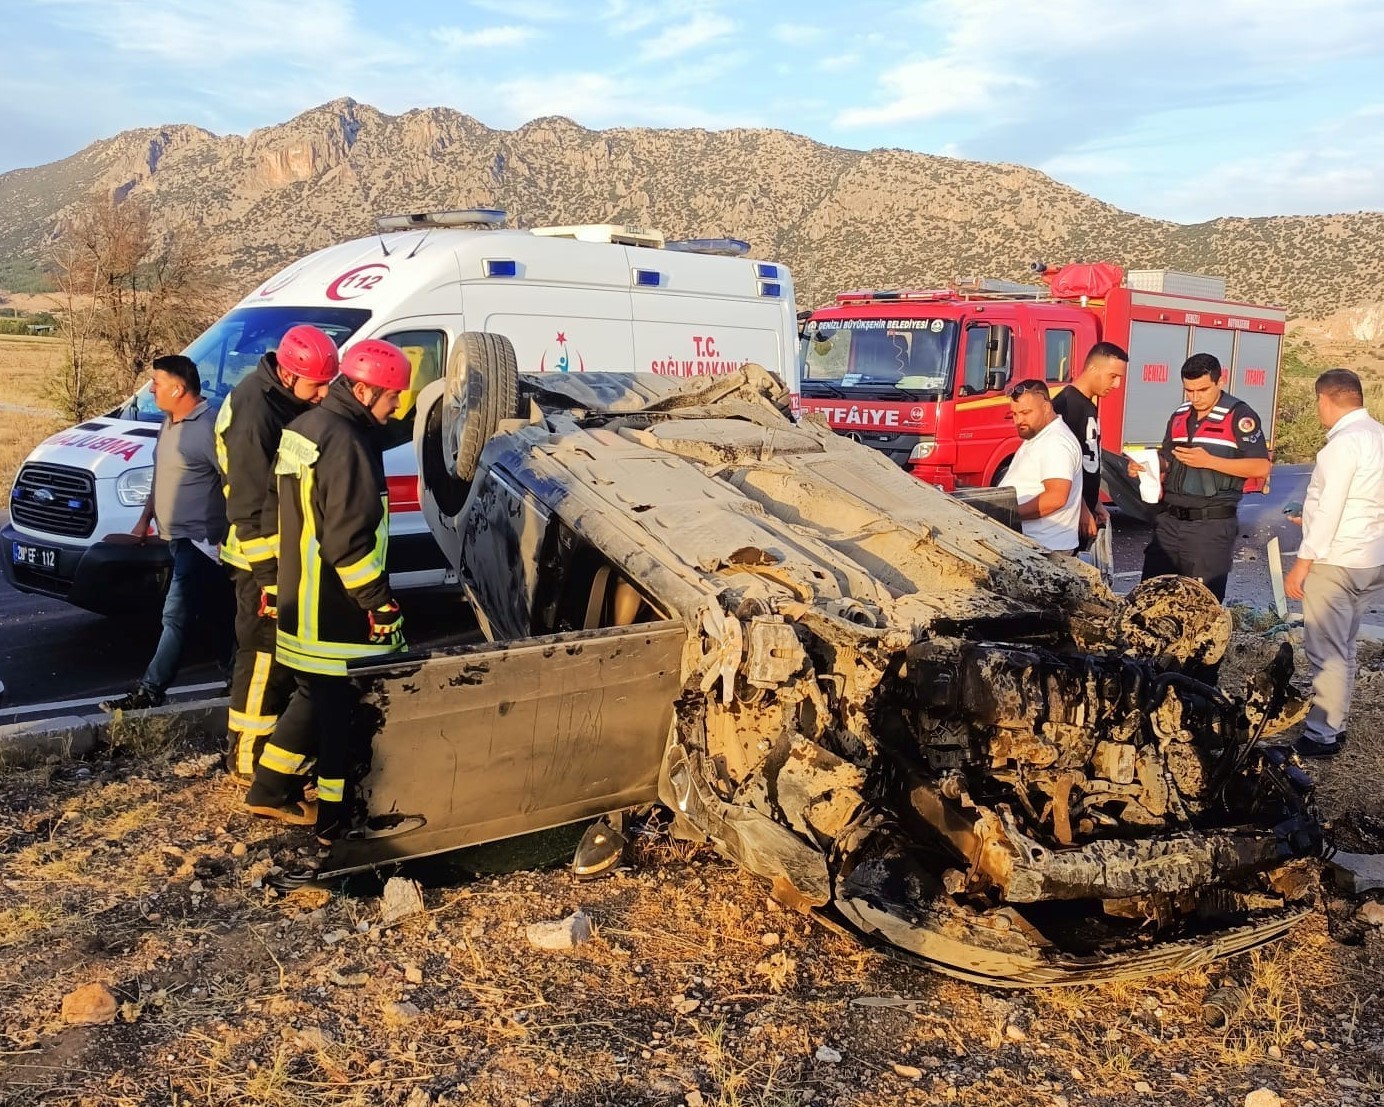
[1284,369,1384,758]
[1000,379,1084,554]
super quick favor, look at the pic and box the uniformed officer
[243,340,412,841]
[216,325,339,784]
[1140,352,1271,601]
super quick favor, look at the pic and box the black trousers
[247,671,357,833]
[226,567,296,775]
[1140,511,1239,602]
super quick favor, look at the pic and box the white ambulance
[2,210,799,615]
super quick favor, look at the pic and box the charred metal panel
[321,621,686,876]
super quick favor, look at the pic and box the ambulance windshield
[801,319,957,399]
[123,305,371,421]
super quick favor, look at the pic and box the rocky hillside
[2,98,1382,316]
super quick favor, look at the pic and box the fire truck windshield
[801,319,957,399]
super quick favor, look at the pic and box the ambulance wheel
[444,332,520,482]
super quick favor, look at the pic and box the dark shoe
[99,686,166,712]
[245,796,319,826]
[1295,732,1346,759]
[571,815,628,880]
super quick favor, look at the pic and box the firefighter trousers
[247,671,358,836]
[226,567,296,776]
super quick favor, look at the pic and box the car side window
[378,329,447,452]
[1045,329,1074,382]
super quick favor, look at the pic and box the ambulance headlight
[909,440,938,461]
[116,466,154,506]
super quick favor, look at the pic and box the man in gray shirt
[102,355,232,710]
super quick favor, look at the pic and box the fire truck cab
[797,264,1285,510]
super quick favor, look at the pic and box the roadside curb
[0,698,228,761]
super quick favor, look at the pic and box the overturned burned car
[326,334,1320,986]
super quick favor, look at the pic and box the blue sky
[4,0,1384,223]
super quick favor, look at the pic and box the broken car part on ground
[318,334,1321,986]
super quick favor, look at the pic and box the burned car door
[320,621,686,877]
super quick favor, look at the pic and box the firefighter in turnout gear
[216,325,339,784]
[1141,353,1271,601]
[244,340,411,838]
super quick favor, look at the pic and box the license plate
[13,541,59,573]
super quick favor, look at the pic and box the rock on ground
[1245,1090,1283,1107]
[526,909,593,951]
[1357,900,1384,927]
[1327,851,1384,894]
[380,876,426,926]
[61,983,117,1025]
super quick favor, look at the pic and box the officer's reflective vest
[1163,394,1255,502]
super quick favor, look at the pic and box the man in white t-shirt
[999,379,1084,553]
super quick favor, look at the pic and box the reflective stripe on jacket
[215,355,309,577]
[270,378,401,675]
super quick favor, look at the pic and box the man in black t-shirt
[1052,342,1129,545]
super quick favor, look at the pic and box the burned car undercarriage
[332,342,1320,987]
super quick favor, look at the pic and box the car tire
[444,331,520,482]
[419,392,471,517]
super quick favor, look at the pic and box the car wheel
[444,331,520,482]
[419,394,470,516]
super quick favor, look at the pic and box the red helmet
[276,325,339,383]
[340,340,412,391]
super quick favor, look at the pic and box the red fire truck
[796,263,1285,516]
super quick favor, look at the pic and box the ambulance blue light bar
[756,263,779,280]
[758,281,783,298]
[484,259,517,278]
[633,269,662,287]
[664,237,751,257]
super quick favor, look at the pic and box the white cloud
[433,24,537,50]
[642,12,735,60]
[470,0,568,19]
[835,0,1384,134]
[836,56,1034,127]
[818,52,859,74]
[489,69,757,129]
[1151,106,1384,218]
[771,23,822,46]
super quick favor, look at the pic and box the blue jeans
[140,538,232,695]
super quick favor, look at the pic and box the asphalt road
[0,514,479,713]
[2,464,1378,711]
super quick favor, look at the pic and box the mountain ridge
[1,97,1381,317]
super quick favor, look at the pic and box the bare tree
[48,192,225,402]
[45,228,116,422]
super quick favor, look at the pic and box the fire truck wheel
[989,458,1012,487]
[443,332,521,481]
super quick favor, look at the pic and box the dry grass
[1,642,1384,1106]
[0,334,65,491]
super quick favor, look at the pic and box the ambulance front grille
[10,463,98,538]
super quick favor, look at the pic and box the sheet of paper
[1123,447,1162,503]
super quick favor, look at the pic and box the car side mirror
[985,367,1010,393]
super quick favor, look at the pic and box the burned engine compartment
[423,362,1321,985]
